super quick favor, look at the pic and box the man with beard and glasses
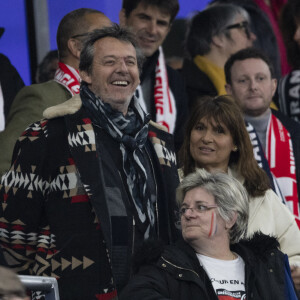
[0,25,179,300]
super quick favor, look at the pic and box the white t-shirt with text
[197,253,246,300]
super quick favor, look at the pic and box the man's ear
[79,70,92,84]
[225,83,233,95]
[68,38,81,59]
[119,9,127,26]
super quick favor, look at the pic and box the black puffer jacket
[121,233,298,300]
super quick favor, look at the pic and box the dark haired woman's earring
[233,146,238,152]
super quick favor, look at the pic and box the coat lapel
[64,107,113,255]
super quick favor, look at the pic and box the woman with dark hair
[180,95,269,197]
[178,95,300,272]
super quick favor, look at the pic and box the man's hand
[291,265,300,291]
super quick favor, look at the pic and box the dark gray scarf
[80,84,156,235]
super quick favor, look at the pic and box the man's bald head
[56,8,111,60]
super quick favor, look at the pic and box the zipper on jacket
[161,256,200,278]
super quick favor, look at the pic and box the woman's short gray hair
[177,169,249,244]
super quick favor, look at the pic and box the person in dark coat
[121,169,299,300]
[0,25,179,300]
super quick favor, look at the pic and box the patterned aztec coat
[0,94,180,300]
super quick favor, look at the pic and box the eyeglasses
[179,204,218,217]
[71,32,90,39]
[225,21,251,39]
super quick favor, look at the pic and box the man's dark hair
[122,0,179,23]
[224,47,275,84]
[79,24,145,75]
[56,8,106,60]
[185,4,249,58]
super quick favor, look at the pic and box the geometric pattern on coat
[148,128,177,167]
[67,119,96,152]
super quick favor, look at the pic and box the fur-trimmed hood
[233,231,280,259]
[43,94,168,132]
[43,94,82,119]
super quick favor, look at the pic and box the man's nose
[147,20,158,35]
[249,79,258,90]
[116,59,128,72]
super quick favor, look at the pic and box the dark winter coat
[181,58,218,110]
[0,94,180,300]
[120,234,299,300]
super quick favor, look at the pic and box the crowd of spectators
[1,0,300,299]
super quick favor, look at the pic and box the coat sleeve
[248,189,300,266]
[120,264,172,300]
[0,119,50,274]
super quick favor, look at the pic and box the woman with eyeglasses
[121,169,298,299]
